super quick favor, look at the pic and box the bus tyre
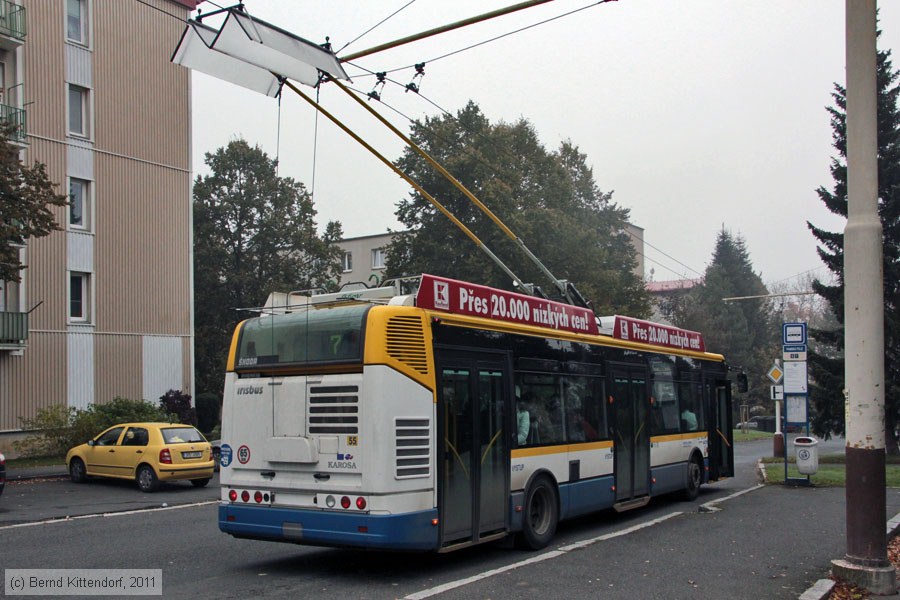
[136,465,159,493]
[69,458,87,483]
[518,476,558,550]
[682,455,703,501]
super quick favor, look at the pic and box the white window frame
[68,177,92,231]
[68,271,92,323]
[67,84,91,139]
[342,251,352,273]
[371,248,385,270]
[66,0,89,46]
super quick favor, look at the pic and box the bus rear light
[431,518,439,526]
[325,495,336,508]
[358,526,369,533]
[254,491,263,503]
[241,490,250,503]
[228,489,237,502]
[356,497,366,510]
[611,485,616,492]
[341,496,351,509]
[651,477,656,484]
[159,448,172,464]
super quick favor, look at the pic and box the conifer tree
[807,41,900,449]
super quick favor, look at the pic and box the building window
[66,0,89,45]
[69,178,91,230]
[69,272,91,322]
[372,248,385,269]
[68,84,90,138]
[342,252,352,272]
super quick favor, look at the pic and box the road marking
[0,500,218,531]
[404,512,683,600]
[405,484,767,600]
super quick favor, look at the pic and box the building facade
[336,224,645,290]
[0,0,197,450]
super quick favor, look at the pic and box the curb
[798,509,900,599]
[6,469,68,482]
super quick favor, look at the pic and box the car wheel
[517,475,558,550]
[69,458,87,483]
[191,478,210,488]
[136,465,159,493]
[682,455,703,501]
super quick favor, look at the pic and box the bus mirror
[736,373,748,393]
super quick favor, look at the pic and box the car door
[117,426,151,478]
[84,426,126,476]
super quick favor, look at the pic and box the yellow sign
[767,364,784,384]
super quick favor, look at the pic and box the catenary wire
[337,1,419,55]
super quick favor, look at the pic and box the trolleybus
[218,274,734,552]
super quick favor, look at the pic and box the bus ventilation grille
[308,385,359,434]
[395,418,430,479]
[386,316,429,375]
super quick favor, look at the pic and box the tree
[193,139,344,397]
[387,101,650,317]
[0,121,68,283]
[807,39,900,449]
[674,229,778,413]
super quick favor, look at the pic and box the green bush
[14,405,78,457]
[14,398,166,458]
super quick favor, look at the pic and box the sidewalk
[5,463,68,481]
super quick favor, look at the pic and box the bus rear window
[236,304,369,369]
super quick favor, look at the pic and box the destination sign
[609,316,706,353]
[416,274,600,336]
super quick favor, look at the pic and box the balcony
[0,310,27,349]
[0,102,25,141]
[0,0,25,44]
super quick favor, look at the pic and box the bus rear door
[436,350,510,550]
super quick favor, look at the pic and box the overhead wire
[347,0,617,76]
[337,0,419,55]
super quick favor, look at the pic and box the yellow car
[66,422,215,492]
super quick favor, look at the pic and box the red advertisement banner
[416,274,600,336]
[610,315,706,353]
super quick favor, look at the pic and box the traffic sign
[783,322,807,345]
[767,364,784,384]
[783,344,807,361]
[770,385,784,400]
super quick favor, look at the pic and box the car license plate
[182,451,202,459]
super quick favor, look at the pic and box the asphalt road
[0,434,884,599]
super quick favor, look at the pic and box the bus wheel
[682,455,702,501]
[518,476,558,550]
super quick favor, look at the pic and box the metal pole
[339,0,555,62]
[831,1,895,593]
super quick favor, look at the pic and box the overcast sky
[188,0,900,288]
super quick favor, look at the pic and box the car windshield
[161,427,205,444]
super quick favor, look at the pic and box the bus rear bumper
[219,503,440,551]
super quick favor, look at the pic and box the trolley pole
[831,1,896,593]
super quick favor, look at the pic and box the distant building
[336,223,645,289]
[646,278,702,325]
[0,0,199,451]
[335,232,398,289]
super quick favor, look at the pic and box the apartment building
[0,0,198,449]
[336,224,645,290]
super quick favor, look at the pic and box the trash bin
[794,436,818,475]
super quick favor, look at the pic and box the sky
[187,0,900,288]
